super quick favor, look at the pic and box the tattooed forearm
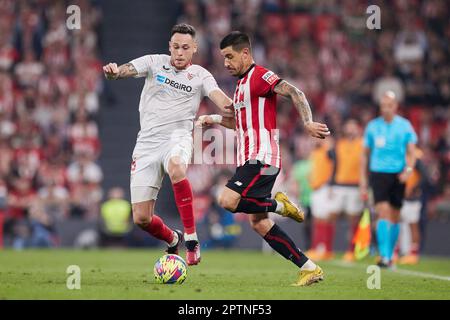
[274,80,313,125]
[117,63,137,79]
[293,90,313,125]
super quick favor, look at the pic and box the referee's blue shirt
[363,115,417,174]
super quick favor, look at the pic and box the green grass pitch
[0,249,449,299]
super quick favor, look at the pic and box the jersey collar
[239,63,256,79]
[170,60,193,73]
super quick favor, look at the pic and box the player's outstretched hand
[195,115,215,128]
[103,63,120,80]
[305,122,330,139]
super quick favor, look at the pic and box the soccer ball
[153,254,187,284]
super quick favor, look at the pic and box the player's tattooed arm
[274,80,330,139]
[103,62,137,80]
[274,80,313,125]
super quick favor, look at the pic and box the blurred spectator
[373,65,405,104]
[14,50,44,88]
[7,177,37,221]
[432,184,450,222]
[68,108,101,158]
[99,187,132,247]
[38,175,70,221]
[28,202,57,248]
[67,151,103,185]
[201,172,241,249]
[201,201,241,249]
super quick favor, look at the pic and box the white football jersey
[130,54,218,144]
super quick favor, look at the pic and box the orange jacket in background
[333,138,363,186]
[309,141,333,190]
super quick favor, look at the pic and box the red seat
[264,13,286,34]
[288,14,311,39]
[314,15,339,44]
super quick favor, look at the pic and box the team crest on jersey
[262,71,279,85]
[187,72,193,80]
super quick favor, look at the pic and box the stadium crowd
[0,0,103,248]
[177,0,450,256]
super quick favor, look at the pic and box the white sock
[184,232,198,242]
[300,259,317,271]
[275,201,284,214]
[168,231,178,247]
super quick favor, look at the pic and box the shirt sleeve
[129,54,162,78]
[363,123,373,149]
[201,69,219,97]
[405,121,418,144]
[254,67,282,97]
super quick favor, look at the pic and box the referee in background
[360,91,418,268]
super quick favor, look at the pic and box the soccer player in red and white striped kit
[197,31,330,286]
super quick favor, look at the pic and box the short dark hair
[220,31,251,52]
[171,23,196,38]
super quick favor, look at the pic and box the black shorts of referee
[369,172,406,209]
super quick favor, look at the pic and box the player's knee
[217,193,237,212]
[167,162,187,183]
[133,215,152,228]
[132,204,153,227]
[248,218,260,231]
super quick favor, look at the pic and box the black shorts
[226,160,280,199]
[370,172,406,209]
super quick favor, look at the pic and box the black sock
[185,240,198,251]
[235,197,277,213]
[263,224,309,268]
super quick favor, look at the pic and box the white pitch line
[329,261,450,282]
[393,268,450,282]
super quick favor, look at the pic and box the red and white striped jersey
[233,64,282,168]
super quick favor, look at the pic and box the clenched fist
[103,63,120,80]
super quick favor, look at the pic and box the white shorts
[328,185,364,215]
[400,200,421,224]
[311,185,333,219]
[130,135,193,203]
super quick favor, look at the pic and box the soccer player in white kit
[103,24,232,265]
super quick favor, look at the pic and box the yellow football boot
[291,266,324,287]
[274,192,304,223]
